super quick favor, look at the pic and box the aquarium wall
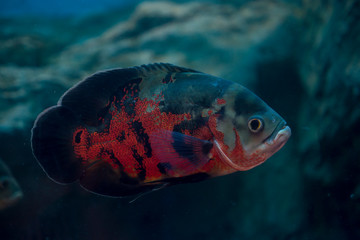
[0,0,359,239]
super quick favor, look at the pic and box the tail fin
[31,106,82,184]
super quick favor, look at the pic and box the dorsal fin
[133,63,201,76]
[59,63,199,126]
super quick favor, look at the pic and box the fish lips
[262,121,291,157]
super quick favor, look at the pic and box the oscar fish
[31,63,291,197]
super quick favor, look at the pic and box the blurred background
[0,0,359,239]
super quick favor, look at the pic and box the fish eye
[248,117,264,133]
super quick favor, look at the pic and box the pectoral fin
[150,130,213,176]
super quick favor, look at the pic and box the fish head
[0,161,23,210]
[212,85,291,171]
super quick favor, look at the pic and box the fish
[0,159,23,210]
[31,63,291,197]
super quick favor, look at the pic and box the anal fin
[80,161,154,197]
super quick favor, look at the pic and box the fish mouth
[264,121,286,143]
[261,121,291,157]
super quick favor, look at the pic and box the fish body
[0,159,23,210]
[31,63,291,197]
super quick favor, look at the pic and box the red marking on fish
[73,92,193,181]
[216,98,226,105]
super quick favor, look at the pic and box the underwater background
[0,0,359,239]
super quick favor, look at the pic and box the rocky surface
[296,1,360,238]
[0,0,359,239]
[47,0,297,97]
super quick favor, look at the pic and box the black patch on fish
[234,91,265,115]
[162,73,173,84]
[202,142,213,155]
[215,106,226,120]
[131,120,152,158]
[116,131,126,142]
[132,148,146,181]
[74,131,83,144]
[96,97,113,125]
[157,162,172,175]
[173,118,207,133]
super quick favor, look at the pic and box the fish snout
[263,125,291,157]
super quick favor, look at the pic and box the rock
[295,0,360,238]
[0,35,46,67]
[55,1,297,87]
[0,66,69,130]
